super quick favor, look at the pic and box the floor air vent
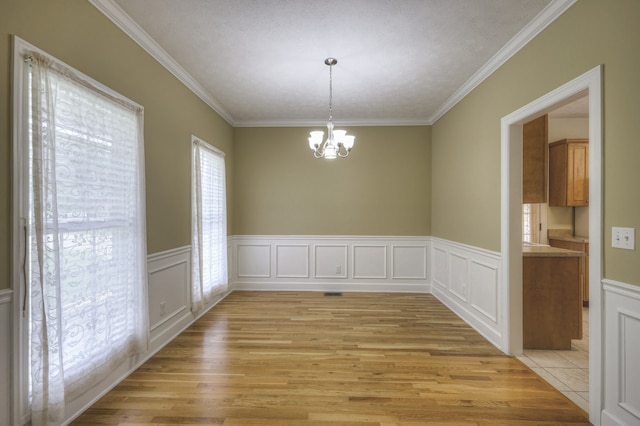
[324,292,343,296]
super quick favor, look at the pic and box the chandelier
[308,58,355,159]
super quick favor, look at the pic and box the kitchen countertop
[547,235,589,243]
[547,229,589,243]
[522,245,586,257]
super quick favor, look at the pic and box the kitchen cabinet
[522,115,548,203]
[523,245,584,350]
[549,139,589,206]
[548,236,589,305]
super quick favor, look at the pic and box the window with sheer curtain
[192,138,228,312]
[523,203,541,243]
[21,46,148,425]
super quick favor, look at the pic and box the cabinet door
[549,139,589,206]
[548,238,588,304]
[567,143,589,206]
[522,115,548,203]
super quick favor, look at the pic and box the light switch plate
[612,227,635,250]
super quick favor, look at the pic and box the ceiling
[93,0,576,127]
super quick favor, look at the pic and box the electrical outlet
[160,301,166,316]
[336,265,342,274]
[612,227,635,250]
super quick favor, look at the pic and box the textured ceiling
[102,0,566,126]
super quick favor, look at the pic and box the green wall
[431,0,640,285]
[3,0,639,289]
[233,126,431,236]
[0,0,234,290]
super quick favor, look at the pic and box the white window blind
[192,138,228,311]
[23,49,148,425]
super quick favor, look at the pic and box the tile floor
[517,307,590,413]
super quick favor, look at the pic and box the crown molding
[89,0,236,126]
[91,0,575,128]
[427,0,577,125]
[233,118,432,128]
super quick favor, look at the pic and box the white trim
[230,235,430,242]
[352,245,388,279]
[233,118,432,128]
[500,65,603,424]
[89,0,575,127]
[89,0,235,126]
[603,279,640,301]
[430,237,502,260]
[147,245,191,263]
[192,134,225,157]
[233,281,429,294]
[275,245,310,279]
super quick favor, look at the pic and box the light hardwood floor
[72,292,590,425]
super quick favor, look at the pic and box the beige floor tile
[557,348,589,368]
[522,350,576,368]
[546,367,589,392]
[525,307,591,412]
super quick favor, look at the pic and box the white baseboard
[233,281,430,293]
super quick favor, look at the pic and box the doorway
[500,66,602,424]
[519,97,590,411]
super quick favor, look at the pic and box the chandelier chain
[328,62,333,123]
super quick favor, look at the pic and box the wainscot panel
[1,289,12,426]
[430,237,503,349]
[147,246,193,351]
[230,236,430,293]
[602,279,640,426]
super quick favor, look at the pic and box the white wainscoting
[147,246,194,352]
[429,237,503,349]
[230,236,430,293]
[602,279,640,426]
[0,289,12,426]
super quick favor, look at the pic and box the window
[523,203,541,243]
[14,38,148,424]
[192,137,228,311]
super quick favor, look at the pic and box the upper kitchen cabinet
[549,139,589,207]
[522,115,548,204]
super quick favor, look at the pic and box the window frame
[190,135,228,312]
[11,35,147,425]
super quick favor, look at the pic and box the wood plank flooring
[72,291,591,425]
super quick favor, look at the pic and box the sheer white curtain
[26,51,148,425]
[523,203,541,243]
[192,139,228,312]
